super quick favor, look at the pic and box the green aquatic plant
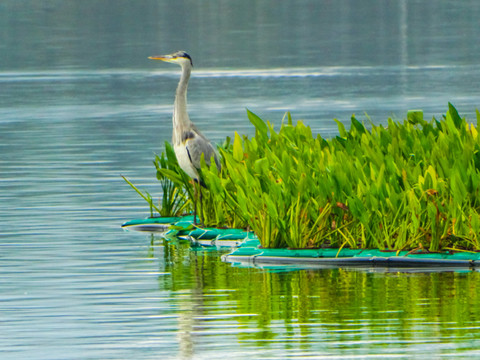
[203,111,352,248]
[126,139,246,227]
[121,175,161,217]
[123,142,192,217]
[201,103,480,251]
[130,103,480,251]
[197,137,249,229]
[153,142,193,217]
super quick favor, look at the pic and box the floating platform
[123,216,480,269]
[222,243,480,269]
[121,216,186,232]
[122,216,253,247]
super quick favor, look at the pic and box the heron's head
[149,51,193,67]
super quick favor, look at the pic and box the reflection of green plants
[159,242,480,347]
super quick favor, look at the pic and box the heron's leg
[198,184,204,227]
[192,181,198,225]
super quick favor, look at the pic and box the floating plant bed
[124,105,480,268]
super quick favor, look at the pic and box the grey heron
[149,51,221,224]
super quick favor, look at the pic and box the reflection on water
[158,239,480,359]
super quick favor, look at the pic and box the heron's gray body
[156,51,220,181]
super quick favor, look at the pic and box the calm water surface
[3,1,480,359]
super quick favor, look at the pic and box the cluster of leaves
[127,104,480,251]
[202,104,480,251]
[152,144,193,217]
[124,139,246,228]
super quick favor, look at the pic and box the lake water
[3,1,480,359]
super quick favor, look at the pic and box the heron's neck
[173,65,192,133]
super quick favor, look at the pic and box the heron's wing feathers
[184,130,220,171]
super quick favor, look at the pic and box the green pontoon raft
[122,216,480,268]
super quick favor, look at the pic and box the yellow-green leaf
[233,131,243,162]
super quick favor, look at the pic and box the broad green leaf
[448,102,463,129]
[351,115,366,135]
[247,109,268,140]
[407,109,424,125]
[334,119,347,138]
[254,157,269,175]
[233,131,243,162]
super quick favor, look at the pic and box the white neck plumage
[172,64,192,144]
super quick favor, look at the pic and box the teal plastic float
[222,242,480,268]
[122,215,253,247]
[123,216,480,268]
[121,216,188,232]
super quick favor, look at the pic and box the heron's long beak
[148,55,172,62]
